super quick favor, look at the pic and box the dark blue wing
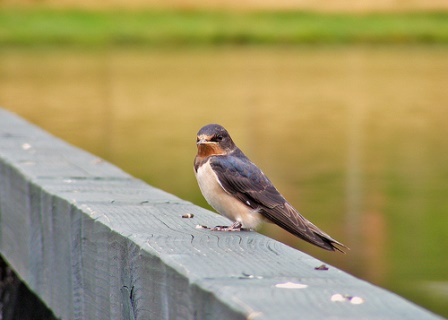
[209,150,285,210]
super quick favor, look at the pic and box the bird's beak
[196,136,213,145]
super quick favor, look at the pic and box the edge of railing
[0,108,443,320]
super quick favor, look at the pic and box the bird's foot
[211,221,247,232]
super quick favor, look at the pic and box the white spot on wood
[247,311,263,319]
[241,273,263,279]
[331,294,365,304]
[331,294,346,302]
[275,282,308,289]
[22,143,32,150]
[350,296,365,304]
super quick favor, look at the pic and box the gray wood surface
[0,108,443,320]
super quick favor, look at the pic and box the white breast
[195,160,265,229]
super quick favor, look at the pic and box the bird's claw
[211,225,239,231]
[211,222,248,232]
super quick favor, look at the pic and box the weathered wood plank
[0,108,443,320]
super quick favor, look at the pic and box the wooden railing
[0,108,442,320]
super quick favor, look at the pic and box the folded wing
[210,151,347,253]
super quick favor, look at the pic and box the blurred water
[1,46,447,317]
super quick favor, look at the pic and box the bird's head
[196,124,236,157]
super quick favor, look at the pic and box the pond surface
[1,46,447,317]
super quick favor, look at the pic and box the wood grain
[0,108,442,319]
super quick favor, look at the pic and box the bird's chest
[195,161,229,212]
[195,160,264,228]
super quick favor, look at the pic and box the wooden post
[0,109,442,319]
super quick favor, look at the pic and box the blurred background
[1,0,448,317]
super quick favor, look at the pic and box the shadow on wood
[0,255,57,320]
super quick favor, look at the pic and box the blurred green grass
[1,9,448,46]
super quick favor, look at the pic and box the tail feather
[303,218,349,253]
[262,202,349,253]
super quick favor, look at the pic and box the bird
[194,123,348,253]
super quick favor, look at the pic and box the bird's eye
[215,134,223,142]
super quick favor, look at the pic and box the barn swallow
[194,124,347,253]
